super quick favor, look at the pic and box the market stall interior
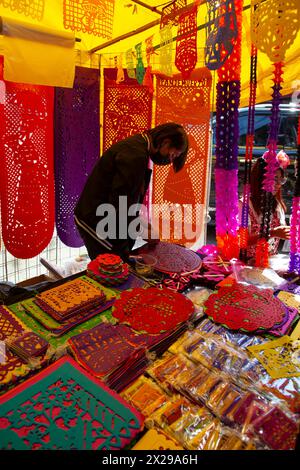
[0,0,300,451]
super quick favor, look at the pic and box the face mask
[150,152,171,166]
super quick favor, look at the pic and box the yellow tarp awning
[0,1,299,103]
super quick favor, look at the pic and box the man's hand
[270,225,290,240]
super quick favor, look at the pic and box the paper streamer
[54,66,100,247]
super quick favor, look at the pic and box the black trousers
[76,224,112,261]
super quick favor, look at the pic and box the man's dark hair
[148,122,189,173]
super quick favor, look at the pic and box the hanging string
[289,115,300,274]
[239,44,258,262]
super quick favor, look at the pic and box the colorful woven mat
[0,305,25,340]
[0,356,143,449]
[138,242,202,274]
[112,287,195,334]
[204,284,286,332]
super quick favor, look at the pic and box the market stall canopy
[0,1,299,104]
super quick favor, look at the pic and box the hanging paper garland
[159,25,173,77]
[160,0,187,28]
[251,0,299,267]
[54,66,100,248]
[175,3,198,79]
[205,0,238,70]
[142,35,154,93]
[103,68,152,150]
[125,48,136,79]
[116,53,125,84]
[153,71,212,246]
[135,43,145,85]
[289,115,300,274]
[0,68,54,258]
[63,0,115,39]
[251,0,299,64]
[0,0,44,21]
[239,44,258,261]
[214,0,243,260]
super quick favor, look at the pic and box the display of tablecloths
[112,287,195,334]
[0,356,144,450]
[34,277,107,322]
[204,284,286,332]
[87,254,129,287]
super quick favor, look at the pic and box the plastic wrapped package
[250,405,299,450]
[132,428,184,450]
[121,376,169,417]
[193,318,264,350]
[231,261,286,289]
[207,382,244,423]
[208,426,263,450]
[146,395,196,429]
[181,331,256,387]
[167,405,218,450]
[167,329,198,354]
[183,287,213,315]
[184,369,224,405]
[146,352,196,393]
[225,391,270,429]
[259,376,300,414]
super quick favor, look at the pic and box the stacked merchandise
[8,276,116,346]
[122,371,265,450]
[34,277,108,322]
[0,357,144,450]
[68,287,196,392]
[6,332,49,361]
[122,328,299,450]
[87,253,129,287]
[0,306,51,393]
[195,318,300,415]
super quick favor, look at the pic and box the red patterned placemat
[203,284,286,332]
[138,242,201,274]
[112,287,194,334]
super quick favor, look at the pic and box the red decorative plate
[203,284,286,332]
[138,242,201,274]
[112,287,195,334]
